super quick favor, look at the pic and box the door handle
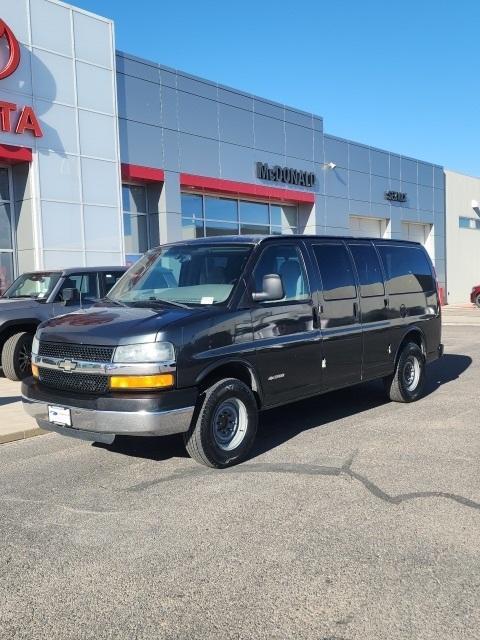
[400,304,407,318]
[384,298,389,308]
[353,302,358,319]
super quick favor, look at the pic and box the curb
[0,426,48,445]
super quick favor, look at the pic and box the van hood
[0,298,39,310]
[36,303,211,346]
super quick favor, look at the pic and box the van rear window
[377,245,434,294]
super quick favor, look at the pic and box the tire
[184,378,258,468]
[384,342,426,403]
[1,332,34,381]
[475,294,480,309]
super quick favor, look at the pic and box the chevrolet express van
[22,236,443,468]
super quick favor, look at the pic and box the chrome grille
[38,342,114,363]
[38,368,109,394]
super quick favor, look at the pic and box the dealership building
[0,0,478,303]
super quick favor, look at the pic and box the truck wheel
[475,294,480,309]
[1,332,34,381]
[384,342,425,403]
[184,378,258,468]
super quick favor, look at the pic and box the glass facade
[181,193,298,240]
[459,216,480,230]
[0,167,14,295]
[122,184,149,265]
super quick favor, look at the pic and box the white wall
[445,169,480,304]
[1,0,123,272]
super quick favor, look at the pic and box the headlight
[32,335,40,356]
[113,341,175,364]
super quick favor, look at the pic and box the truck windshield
[108,244,252,306]
[2,272,61,301]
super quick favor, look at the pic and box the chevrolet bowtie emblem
[58,359,77,372]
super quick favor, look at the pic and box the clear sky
[71,0,479,176]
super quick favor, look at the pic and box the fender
[393,325,426,365]
[195,356,264,402]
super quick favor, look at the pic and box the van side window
[377,245,434,294]
[312,243,356,300]
[253,244,309,302]
[349,243,385,297]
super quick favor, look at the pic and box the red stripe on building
[0,144,32,164]
[180,173,315,204]
[121,163,165,183]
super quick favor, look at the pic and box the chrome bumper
[22,396,194,444]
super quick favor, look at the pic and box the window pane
[253,244,309,302]
[271,225,294,236]
[313,243,357,300]
[181,193,203,218]
[0,252,14,295]
[122,184,147,213]
[0,204,12,250]
[123,214,148,254]
[205,220,238,237]
[240,223,269,235]
[182,217,204,240]
[349,243,385,297]
[58,273,99,302]
[0,168,9,202]
[377,245,434,294]
[270,205,298,231]
[204,197,237,222]
[239,201,269,225]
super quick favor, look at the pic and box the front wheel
[475,294,480,309]
[184,378,258,468]
[1,331,34,381]
[384,342,426,403]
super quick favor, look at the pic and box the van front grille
[38,342,114,363]
[38,368,109,395]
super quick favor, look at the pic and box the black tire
[384,342,425,403]
[184,378,258,468]
[1,332,34,381]
[475,294,480,309]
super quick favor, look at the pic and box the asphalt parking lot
[1,323,479,640]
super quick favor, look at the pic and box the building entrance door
[0,166,15,294]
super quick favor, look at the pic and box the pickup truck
[0,266,125,380]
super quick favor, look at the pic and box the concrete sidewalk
[0,378,45,444]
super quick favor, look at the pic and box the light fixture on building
[472,199,479,212]
[322,161,337,170]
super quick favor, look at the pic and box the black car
[0,266,126,380]
[22,236,443,468]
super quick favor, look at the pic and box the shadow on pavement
[96,353,471,464]
[0,395,21,407]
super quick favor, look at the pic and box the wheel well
[198,362,262,407]
[0,324,38,356]
[396,329,425,362]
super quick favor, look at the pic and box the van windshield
[108,244,252,307]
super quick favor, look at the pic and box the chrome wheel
[212,398,248,451]
[403,355,420,392]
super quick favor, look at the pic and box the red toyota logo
[0,19,20,80]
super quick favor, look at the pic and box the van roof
[173,234,423,247]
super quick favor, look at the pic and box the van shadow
[95,353,471,463]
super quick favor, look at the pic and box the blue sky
[72,0,478,176]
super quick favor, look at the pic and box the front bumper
[22,378,197,444]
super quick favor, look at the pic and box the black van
[22,236,443,468]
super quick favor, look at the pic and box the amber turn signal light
[109,373,174,390]
[31,364,39,378]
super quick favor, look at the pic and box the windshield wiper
[132,298,190,310]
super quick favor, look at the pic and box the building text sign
[0,19,43,138]
[256,162,315,188]
[384,190,407,203]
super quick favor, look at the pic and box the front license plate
[48,405,72,427]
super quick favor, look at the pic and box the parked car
[0,266,126,380]
[22,236,443,468]
[470,285,480,308]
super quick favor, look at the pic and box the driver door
[250,242,322,406]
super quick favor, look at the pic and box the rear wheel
[184,378,258,468]
[384,342,425,403]
[475,294,480,309]
[1,332,34,381]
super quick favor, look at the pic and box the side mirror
[252,274,284,302]
[62,288,80,305]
